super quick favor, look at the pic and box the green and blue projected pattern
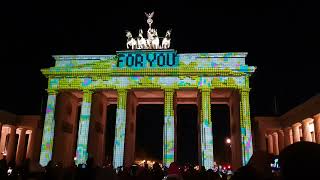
[40,94,57,166]
[75,91,93,165]
[40,50,254,168]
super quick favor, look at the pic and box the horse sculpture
[151,29,160,49]
[161,30,171,49]
[137,29,147,49]
[126,31,137,50]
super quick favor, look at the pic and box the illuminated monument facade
[39,13,256,170]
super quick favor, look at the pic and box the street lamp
[226,138,231,145]
[225,138,231,166]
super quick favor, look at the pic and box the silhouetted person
[279,141,320,180]
[229,165,260,180]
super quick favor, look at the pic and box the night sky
[2,0,319,164]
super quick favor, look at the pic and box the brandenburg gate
[39,50,255,169]
[39,12,256,170]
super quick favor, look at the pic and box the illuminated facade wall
[39,92,57,166]
[75,91,93,165]
[40,50,255,168]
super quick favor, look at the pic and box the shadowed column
[314,114,320,144]
[292,122,301,143]
[267,134,273,154]
[284,127,293,147]
[302,118,313,142]
[272,132,279,155]
[16,128,27,166]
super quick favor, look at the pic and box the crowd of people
[0,141,320,180]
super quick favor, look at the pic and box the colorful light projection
[39,93,57,166]
[240,88,253,165]
[200,89,214,170]
[163,89,175,167]
[75,91,93,165]
[40,50,255,168]
[113,90,128,168]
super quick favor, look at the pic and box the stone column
[199,88,214,170]
[292,122,301,143]
[16,128,27,166]
[26,129,35,160]
[283,127,293,147]
[267,134,273,154]
[0,126,9,160]
[314,114,320,144]
[272,132,279,155]
[163,89,175,168]
[6,126,17,163]
[39,90,58,166]
[277,130,285,152]
[302,118,313,142]
[113,89,128,168]
[239,88,253,165]
[75,90,93,165]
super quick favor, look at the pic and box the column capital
[314,113,320,120]
[46,89,58,95]
[199,88,211,92]
[82,89,94,94]
[292,122,302,128]
[240,88,251,93]
[302,118,314,124]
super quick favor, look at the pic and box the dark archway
[105,104,117,164]
[135,104,164,162]
[212,104,231,165]
[177,104,198,166]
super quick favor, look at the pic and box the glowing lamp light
[226,138,231,144]
[227,165,231,169]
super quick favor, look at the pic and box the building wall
[0,111,41,164]
[255,95,320,154]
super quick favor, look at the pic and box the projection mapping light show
[40,49,255,169]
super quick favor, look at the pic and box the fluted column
[277,130,285,152]
[163,89,176,168]
[39,90,58,166]
[239,88,253,165]
[267,134,273,154]
[6,126,17,163]
[272,132,279,155]
[113,89,128,168]
[16,128,27,165]
[302,118,313,142]
[314,114,320,144]
[75,90,93,165]
[284,127,293,147]
[199,88,214,170]
[292,123,301,143]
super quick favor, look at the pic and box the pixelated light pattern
[200,89,214,170]
[75,91,93,165]
[113,90,127,168]
[163,89,175,167]
[240,88,253,165]
[39,93,57,166]
[41,50,255,167]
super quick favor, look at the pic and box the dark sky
[2,0,319,116]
